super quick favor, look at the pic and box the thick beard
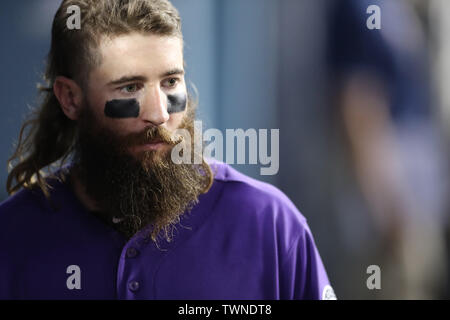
[72,104,212,243]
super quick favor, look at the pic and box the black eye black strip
[104,99,140,118]
[167,93,187,114]
[105,94,187,118]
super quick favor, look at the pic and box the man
[327,0,447,299]
[0,0,334,300]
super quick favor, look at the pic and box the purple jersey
[0,160,335,299]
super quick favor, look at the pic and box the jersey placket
[116,232,156,299]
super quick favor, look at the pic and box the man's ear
[53,76,84,120]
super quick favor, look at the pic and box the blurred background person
[326,0,449,299]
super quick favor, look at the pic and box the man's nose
[140,85,170,126]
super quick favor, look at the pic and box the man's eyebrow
[107,75,148,86]
[107,69,184,86]
[161,68,185,77]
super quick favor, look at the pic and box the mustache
[122,126,183,147]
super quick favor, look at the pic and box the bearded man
[0,0,334,300]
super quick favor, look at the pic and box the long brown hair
[7,0,212,198]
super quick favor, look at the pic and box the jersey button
[126,247,139,258]
[128,281,140,292]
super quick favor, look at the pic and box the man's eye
[163,78,179,88]
[120,84,141,93]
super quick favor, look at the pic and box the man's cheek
[166,112,186,131]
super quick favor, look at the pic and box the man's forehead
[94,32,184,81]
